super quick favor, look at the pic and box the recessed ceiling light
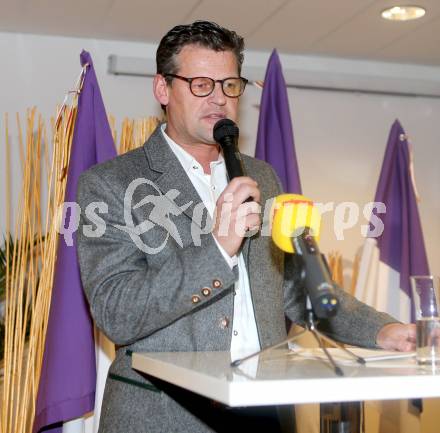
[381,5,426,21]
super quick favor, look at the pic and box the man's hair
[156,21,245,80]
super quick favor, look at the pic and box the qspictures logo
[56,177,386,254]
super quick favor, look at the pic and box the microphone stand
[231,297,366,377]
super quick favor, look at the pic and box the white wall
[1,31,439,277]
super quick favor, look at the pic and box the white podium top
[132,348,440,407]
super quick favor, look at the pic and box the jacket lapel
[142,126,207,229]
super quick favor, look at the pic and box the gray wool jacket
[76,126,396,433]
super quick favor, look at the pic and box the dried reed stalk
[0,112,11,433]
[350,250,361,296]
[108,114,117,145]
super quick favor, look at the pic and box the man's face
[163,45,240,146]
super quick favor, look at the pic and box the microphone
[213,118,246,180]
[272,194,339,319]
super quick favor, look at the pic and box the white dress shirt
[161,124,261,359]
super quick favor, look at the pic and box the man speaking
[77,20,415,433]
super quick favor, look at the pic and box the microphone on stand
[231,194,363,371]
[272,194,339,319]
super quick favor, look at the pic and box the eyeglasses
[164,74,248,98]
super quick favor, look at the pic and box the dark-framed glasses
[165,74,248,98]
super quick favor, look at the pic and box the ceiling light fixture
[381,5,426,21]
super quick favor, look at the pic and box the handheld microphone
[271,194,339,319]
[213,118,246,180]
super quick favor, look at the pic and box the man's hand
[213,177,261,257]
[376,323,416,352]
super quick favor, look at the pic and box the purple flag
[355,119,430,323]
[34,51,117,433]
[255,49,301,193]
[374,119,430,316]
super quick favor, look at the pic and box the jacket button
[191,295,201,304]
[213,279,222,289]
[219,317,229,329]
[201,287,211,297]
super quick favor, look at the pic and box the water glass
[411,275,440,365]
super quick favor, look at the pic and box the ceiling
[2,0,440,65]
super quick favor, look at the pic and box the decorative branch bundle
[327,250,344,289]
[118,116,160,154]
[328,250,362,296]
[1,102,77,433]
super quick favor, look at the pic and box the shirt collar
[160,123,224,174]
